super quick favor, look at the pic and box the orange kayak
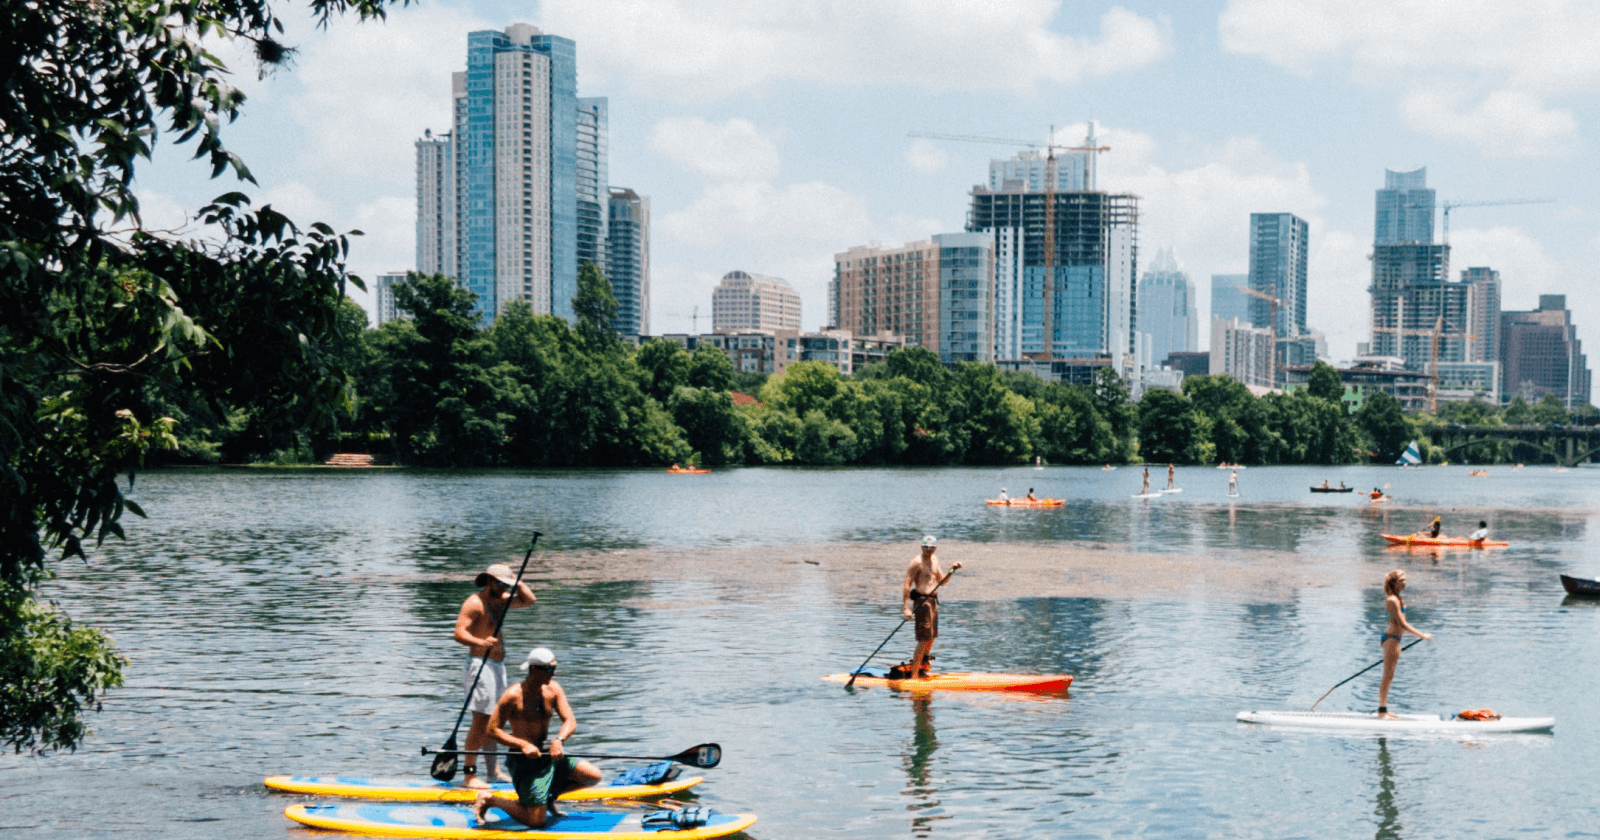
[824,672,1071,692]
[666,468,710,474]
[985,498,1063,507]
[1380,533,1508,547]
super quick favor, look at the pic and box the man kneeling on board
[474,647,602,826]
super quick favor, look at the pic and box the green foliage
[1356,390,1410,462]
[1137,389,1214,464]
[573,261,619,347]
[1,583,127,753]
[1533,393,1570,426]
[1307,361,1345,403]
[1503,395,1532,425]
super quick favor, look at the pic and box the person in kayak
[1468,521,1489,544]
[454,563,537,788]
[998,487,1009,505]
[1378,570,1431,719]
[902,536,961,679]
[1411,516,1443,539]
[1025,488,1037,501]
[474,647,602,826]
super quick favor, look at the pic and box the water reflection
[903,696,946,836]
[1373,738,1402,840]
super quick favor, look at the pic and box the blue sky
[134,0,1600,363]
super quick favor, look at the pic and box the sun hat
[519,646,557,672]
[922,535,937,548]
[475,563,517,588]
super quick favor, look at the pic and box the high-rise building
[415,130,455,278]
[1211,274,1249,323]
[417,24,605,322]
[832,240,939,350]
[1210,317,1275,390]
[374,272,406,327]
[711,271,801,333]
[576,97,608,275]
[1501,295,1591,407]
[1367,167,1466,372]
[935,232,995,364]
[606,188,649,336]
[1247,213,1308,348]
[966,128,1138,362]
[1139,247,1198,364]
[1461,266,1501,364]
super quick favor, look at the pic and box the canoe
[1236,709,1554,734]
[1309,486,1353,493]
[1560,574,1600,597]
[985,498,1064,507]
[823,671,1071,693]
[264,769,702,802]
[1380,533,1509,547]
[285,803,756,840]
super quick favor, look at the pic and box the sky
[133,0,1600,364]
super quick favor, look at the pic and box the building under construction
[1367,167,1476,374]
[966,141,1138,362]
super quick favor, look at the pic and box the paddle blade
[672,743,721,769]
[430,735,459,782]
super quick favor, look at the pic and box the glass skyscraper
[1138,247,1198,364]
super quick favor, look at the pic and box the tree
[1355,390,1409,463]
[2,0,396,751]
[572,261,618,346]
[1137,389,1214,464]
[1307,361,1345,404]
[1532,393,1570,426]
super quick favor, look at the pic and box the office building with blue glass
[416,24,644,325]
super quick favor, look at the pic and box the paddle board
[824,671,1071,692]
[1380,534,1509,547]
[285,803,756,840]
[1163,488,1183,494]
[265,770,702,802]
[1132,492,1162,499]
[1236,710,1553,734]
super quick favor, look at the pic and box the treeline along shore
[153,272,1592,469]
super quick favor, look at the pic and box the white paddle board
[1236,710,1553,734]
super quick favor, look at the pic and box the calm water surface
[4,465,1600,838]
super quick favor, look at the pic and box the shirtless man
[1166,463,1176,491]
[454,563,536,788]
[901,536,961,679]
[474,647,602,827]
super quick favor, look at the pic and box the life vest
[1457,708,1501,721]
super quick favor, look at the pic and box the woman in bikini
[1378,570,1431,719]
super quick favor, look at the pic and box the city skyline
[126,0,1600,364]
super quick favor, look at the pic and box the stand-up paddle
[424,743,722,769]
[1309,637,1424,711]
[429,531,542,782]
[844,566,958,688]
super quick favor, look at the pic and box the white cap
[922,535,937,547]
[518,646,557,671]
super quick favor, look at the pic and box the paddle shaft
[1309,636,1425,711]
[845,566,958,687]
[423,742,720,769]
[441,533,541,743]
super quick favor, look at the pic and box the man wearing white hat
[900,536,960,679]
[453,563,536,788]
[475,647,603,827]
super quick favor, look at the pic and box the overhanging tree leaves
[2,0,398,751]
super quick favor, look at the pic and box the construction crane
[1370,315,1452,414]
[1440,198,1554,244]
[909,129,1110,359]
[1236,285,1297,384]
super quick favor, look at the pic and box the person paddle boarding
[901,536,961,679]
[474,647,602,827]
[1228,470,1238,496]
[454,563,537,788]
[1166,463,1176,491]
[1141,468,1150,495]
[1378,570,1431,719]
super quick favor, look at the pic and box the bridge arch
[1437,437,1562,464]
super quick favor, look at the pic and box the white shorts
[463,655,508,716]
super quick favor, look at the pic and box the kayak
[1560,574,1600,597]
[665,468,710,474]
[1309,486,1353,493]
[824,671,1071,693]
[985,498,1063,506]
[1380,534,1509,547]
[285,803,756,839]
[264,769,701,802]
[1236,709,1554,734]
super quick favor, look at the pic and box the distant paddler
[1141,468,1150,496]
[1166,463,1176,491]
[900,536,961,679]
[1378,571,1431,719]
[453,563,537,788]
[1228,470,1238,496]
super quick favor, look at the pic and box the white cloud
[1219,0,1600,158]
[544,0,1170,99]
[649,118,781,182]
[905,140,948,175]
[1449,226,1565,310]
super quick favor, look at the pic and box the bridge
[1421,424,1600,467]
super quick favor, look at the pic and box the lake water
[4,464,1599,838]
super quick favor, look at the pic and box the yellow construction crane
[1370,316,1453,413]
[909,130,1110,359]
[1236,285,1298,383]
[1440,198,1553,244]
